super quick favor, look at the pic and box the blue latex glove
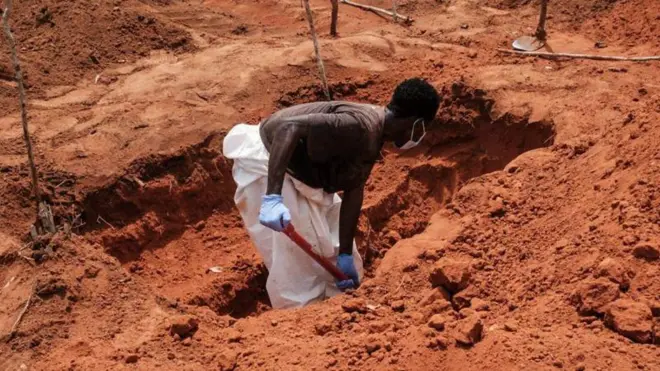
[259,194,291,232]
[336,253,360,291]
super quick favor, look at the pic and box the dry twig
[340,0,411,23]
[2,1,42,215]
[54,179,74,189]
[7,286,34,342]
[38,202,56,234]
[97,215,116,230]
[382,274,408,301]
[18,241,33,252]
[302,0,331,100]
[497,49,660,62]
[18,253,36,266]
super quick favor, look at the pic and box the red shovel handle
[282,224,350,281]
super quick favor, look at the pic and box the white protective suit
[222,123,364,309]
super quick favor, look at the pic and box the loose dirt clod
[452,291,473,310]
[458,308,477,319]
[365,336,382,354]
[391,300,405,312]
[504,321,518,332]
[454,316,483,346]
[342,298,367,313]
[429,258,471,294]
[571,278,620,315]
[368,320,390,334]
[427,334,450,350]
[125,355,139,364]
[168,315,199,339]
[84,265,101,279]
[604,299,654,344]
[427,314,446,331]
[35,276,67,298]
[647,300,660,317]
[594,258,632,290]
[423,299,453,320]
[471,298,490,312]
[632,242,659,260]
[418,287,451,307]
[226,329,243,343]
[217,350,238,371]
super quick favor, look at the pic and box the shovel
[282,224,350,281]
[513,0,548,51]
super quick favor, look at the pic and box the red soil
[1,0,658,370]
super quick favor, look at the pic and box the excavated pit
[78,82,555,318]
[79,132,272,318]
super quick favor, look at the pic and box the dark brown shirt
[259,101,385,193]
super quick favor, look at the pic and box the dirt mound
[1,0,659,370]
[490,0,618,13]
[581,0,659,48]
[358,82,555,269]
[487,0,659,48]
[0,0,194,115]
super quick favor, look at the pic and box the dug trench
[75,82,555,319]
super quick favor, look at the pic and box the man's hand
[259,194,291,232]
[336,253,360,291]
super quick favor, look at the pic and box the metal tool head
[513,35,546,51]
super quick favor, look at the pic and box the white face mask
[395,118,426,150]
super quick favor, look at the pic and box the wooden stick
[340,0,411,23]
[330,0,339,36]
[392,0,398,22]
[18,253,36,267]
[535,0,548,41]
[2,1,42,216]
[38,201,56,234]
[497,49,660,62]
[7,289,33,341]
[302,0,331,100]
[97,215,116,230]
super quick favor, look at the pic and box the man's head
[384,78,440,148]
[388,78,440,122]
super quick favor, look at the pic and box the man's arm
[338,184,365,255]
[266,119,308,195]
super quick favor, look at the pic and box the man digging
[223,78,440,308]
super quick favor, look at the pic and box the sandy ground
[0,0,659,370]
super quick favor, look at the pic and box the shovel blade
[513,35,545,51]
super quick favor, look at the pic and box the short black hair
[387,78,440,122]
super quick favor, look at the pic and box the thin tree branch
[2,1,42,216]
[497,49,660,62]
[302,0,331,100]
[340,0,411,23]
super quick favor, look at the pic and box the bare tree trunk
[2,1,43,220]
[330,0,339,36]
[302,0,331,100]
